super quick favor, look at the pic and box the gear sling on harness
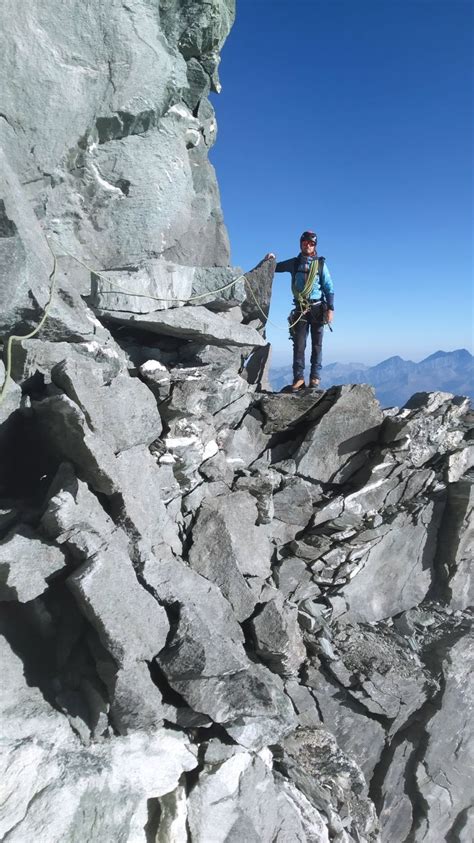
[288,257,326,340]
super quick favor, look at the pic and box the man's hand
[265,253,275,260]
[325,309,334,324]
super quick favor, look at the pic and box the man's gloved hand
[325,309,334,324]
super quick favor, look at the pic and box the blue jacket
[275,254,334,309]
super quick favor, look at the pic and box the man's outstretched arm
[264,254,295,273]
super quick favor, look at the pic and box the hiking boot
[291,378,305,393]
[308,377,320,389]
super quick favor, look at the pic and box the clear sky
[210,0,473,367]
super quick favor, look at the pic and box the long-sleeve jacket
[275,254,334,309]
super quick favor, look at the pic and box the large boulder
[338,501,442,622]
[188,491,273,620]
[0,635,196,842]
[96,305,266,348]
[415,631,474,842]
[293,385,383,484]
[145,557,297,750]
[0,526,66,602]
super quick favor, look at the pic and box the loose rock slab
[96,305,267,348]
[188,491,273,620]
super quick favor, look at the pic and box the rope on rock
[0,237,58,406]
[50,240,308,330]
[0,240,324,405]
[52,240,247,303]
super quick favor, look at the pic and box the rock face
[1,3,473,842]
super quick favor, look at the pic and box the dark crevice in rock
[0,584,111,738]
[0,199,18,237]
[445,806,472,842]
[144,798,162,843]
[0,409,61,516]
[368,729,413,821]
[148,654,190,711]
[430,479,472,605]
[95,109,157,145]
[316,658,393,730]
[189,722,235,750]
[395,623,469,842]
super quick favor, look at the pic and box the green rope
[52,241,246,304]
[0,238,58,406]
[291,257,320,310]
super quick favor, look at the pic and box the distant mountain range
[269,349,474,408]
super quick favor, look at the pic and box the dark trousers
[292,303,325,381]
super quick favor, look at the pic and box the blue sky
[210,0,473,367]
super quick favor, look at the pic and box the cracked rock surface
[1,2,473,841]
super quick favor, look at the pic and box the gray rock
[50,355,162,452]
[284,680,322,728]
[212,391,253,430]
[146,556,296,750]
[305,665,385,781]
[272,476,314,527]
[241,257,275,326]
[89,261,195,313]
[415,632,474,842]
[294,384,383,484]
[156,782,188,843]
[97,305,266,347]
[258,390,328,435]
[160,364,249,424]
[35,398,179,559]
[41,463,116,561]
[34,393,123,495]
[276,727,379,842]
[233,468,279,524]
[0,152,105,342]
[192,265,246,309]
[187,747,280,843]
[446,442,474,483]
[251,594,306,677]
[164,414,219,492]
[339,502,442,622]
[377,740,414,843]
[0,525,66,602]
[243,342,273,391]
[67,535,169,731]
[0,634,196,842]
[273,775,330,843]
[68,536,169,667]
[274,556,320,603]
[381,392,469,467]
[221,409,270,470]
[0,360,21,425]
[435,477,474,610]
[9,337,124,385]
[188,491,273,620]
[114,446,181,556]
[322,623,437,735]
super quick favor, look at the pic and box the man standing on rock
[266,230,334,392]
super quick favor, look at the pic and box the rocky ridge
[1,2,473,842]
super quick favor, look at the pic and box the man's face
[301,239,316,256]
